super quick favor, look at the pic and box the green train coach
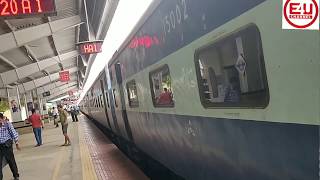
[80,0,320,179]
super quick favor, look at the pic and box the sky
[78,0,154,103]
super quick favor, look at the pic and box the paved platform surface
[3,114,148,180]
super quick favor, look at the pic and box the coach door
[100,79,112,130]
[88,89,93,116]
[115,63,133,141]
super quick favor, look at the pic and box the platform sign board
[59,71,70,82]
[0,0,57,19]
[78,41,103,55]
[68,90,73,96]
[42,91,50,97]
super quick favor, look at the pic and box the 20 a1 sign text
[79,42,102,55]
[0,0,56,18]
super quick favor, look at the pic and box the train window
[98,95,100,108]
[106,92,110,108]
[109,71,113,83]
[98,96,101,108]
[96,96,99,108]
[100,94,104,108]
[126,80,139,107]
[91,91,94,107]
[113,89,118,107]
[195,25,269,108]
[100,95,104,107]
[149,65,174,107]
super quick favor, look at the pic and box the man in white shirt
[52,107,59,128]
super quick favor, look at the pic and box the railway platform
[2,115,148,180]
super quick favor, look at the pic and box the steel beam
[0,50,78,87]
[47,85,78,101]
[81,0,119,88]
[0,16,81,54]
[17,67,78,94]
[37,79,77,95]
[40,82,77,98]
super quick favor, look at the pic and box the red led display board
[78,41,103,55]
[129,35,160,49]
[59,71,70,82]
[0,0,56,18]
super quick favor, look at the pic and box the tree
[0,99,9,112]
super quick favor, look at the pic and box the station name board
[0,0,56,18]
[79,41,103,55]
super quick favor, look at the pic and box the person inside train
[157,88,173,105]
[224,76,241,103]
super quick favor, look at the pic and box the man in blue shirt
[0,113,20,180]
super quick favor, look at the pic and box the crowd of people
[0,104,79,180]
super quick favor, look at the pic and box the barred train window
[149,65,174,107]
[96,96,99,108]
[113,89,118,108]
[97,96,99,108]
[99,94,103,108]
[105,92,110,108]
[195,25,269,108]
[126,80,139,107]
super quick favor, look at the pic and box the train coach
[80,0,320,179]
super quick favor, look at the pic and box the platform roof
[0,0,119,101]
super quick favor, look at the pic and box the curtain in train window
[126,80,139,107]
[150,65,174,107]
[195,25,269,108]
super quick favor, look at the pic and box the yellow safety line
[51,147,65,180]
[79,123,98,180]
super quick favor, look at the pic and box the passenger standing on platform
[57,105,71,146]
[53,107,59,128]
[0,113,20,180]
[28,109,43,147]
[70,107,78,122]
